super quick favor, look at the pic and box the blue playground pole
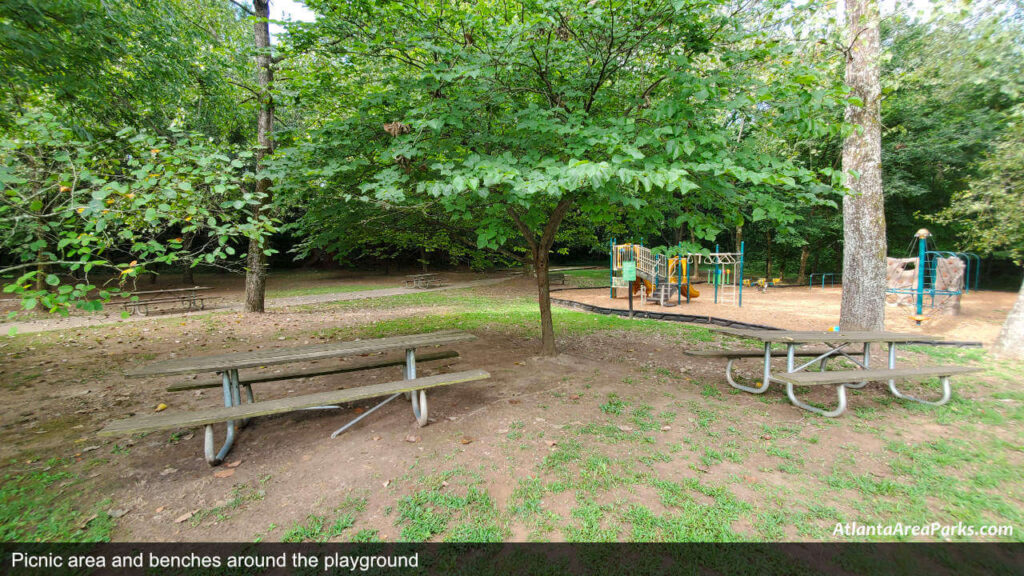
[738,241,745,307]
[916,232,926,323]
[609,238,616,299]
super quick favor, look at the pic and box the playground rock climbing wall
[886,256,965,315]
[886,258,917,307]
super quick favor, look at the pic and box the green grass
[0,459,115,541]
[396,482,504,542]
[281,496,366,542]
[267,284,384,298]
[310,290,714,343]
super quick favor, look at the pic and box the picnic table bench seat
[165,349,460,392]
[99,369,490,437]
[774,365,982,417]
[548,272,566,285]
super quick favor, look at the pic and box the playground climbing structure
[609,240,745,307]
[886,229,979,325]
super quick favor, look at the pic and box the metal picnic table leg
[204,370,239,466]
[885,342,952,405]
[725,342,771,393]
[845,343,869,389]
[785,381,848,417]
[331,347,427,438]
[783,343,848,417]
[407,347,428,426]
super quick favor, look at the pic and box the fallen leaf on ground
[761,434,772,440]
[405,435,420,443]
[508,399,520,405]
[661,426,671,432]
[154,403,167,412]
[545,440,557,447]
[225,460,242,468]
[78,514,98,529]
[743,476,758,484]
[107,508,130,519]
[175,510,197,524]
[213,468,235,478]
[155,506,165,513]
[460,437,473,445]
[569,394,581,400]
[618,425,633,432]
[160,468,177,476]
[354,407,365,414]
[372,436,381,441]
[382,480,390,488]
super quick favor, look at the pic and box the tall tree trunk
[420,246,429,273]
[839,0,887,331]
[509,197,574,356]
[735,225,743,252]
[797,245,810,285]
[245,0,274,313]
[764,230,773,278]
[995,273,1024,359]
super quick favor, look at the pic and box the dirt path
[0,276,511,336]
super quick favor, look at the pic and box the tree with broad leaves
[290,0,849,355]
[937,104,1024,358]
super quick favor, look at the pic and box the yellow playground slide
[631,278,699,298]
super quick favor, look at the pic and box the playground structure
[886,229,980,325]
[609,240,744,307]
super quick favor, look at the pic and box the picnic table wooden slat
[125,330,476,377]
[776,366,981,386]
[710,327,942,344]
[99,369,490,436]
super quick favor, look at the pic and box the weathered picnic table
[698,328,980,417]
[404,273,443,289]
[122,286,211,315]
[99,330,489,465]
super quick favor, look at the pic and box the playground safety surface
[552,285,1017,346]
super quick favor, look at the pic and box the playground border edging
[550,287,984,348]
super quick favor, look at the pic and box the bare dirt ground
[1,272,1021,544]
[554,285,1015,344]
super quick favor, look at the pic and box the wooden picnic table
[122,285,211,315]
[404,273,443,289]
[706,327,979,417]
[105,330,488,465]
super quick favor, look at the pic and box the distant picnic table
[694,328,979,417]
[100,330,489,465]
[404,273,444,289]
[122,286,212,316]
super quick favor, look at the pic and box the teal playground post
[916,230,926,319]
[738,241,745,307]
[713,243,720,304]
